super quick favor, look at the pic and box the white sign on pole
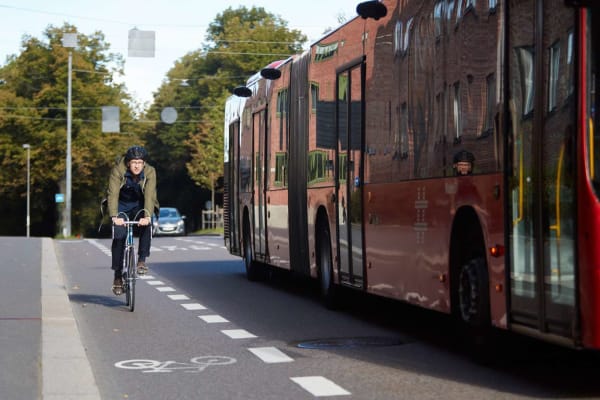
[102,106,120,133]
[128,28,156,57]
[161,107,178,124]
[62,33,78,48]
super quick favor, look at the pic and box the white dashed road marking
[248,347,294,364]
[156,287,176,292]
[221,329,257,339]
[198,315,229,323]
[85,239,111,256]
[147,280,165,286]
[168,294,190,300]
[160,245,188,251]
[180,303,207,310]
[290,376,351,397]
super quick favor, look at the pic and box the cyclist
[107,145,159,295]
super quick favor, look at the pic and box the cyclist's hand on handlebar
[139,217,151,226]
[112,217,125,226]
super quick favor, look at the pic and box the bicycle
[114,209,150,312]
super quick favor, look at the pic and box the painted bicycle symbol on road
[115,356,237,373]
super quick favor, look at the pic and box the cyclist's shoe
[137,261,148,275]
[112,277,123,295]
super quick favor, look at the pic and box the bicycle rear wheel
[123,247,136,312]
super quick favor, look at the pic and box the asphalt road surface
[49,235,600,400]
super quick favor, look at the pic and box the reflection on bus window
[590,10,599,195]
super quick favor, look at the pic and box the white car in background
[153,207,186,236]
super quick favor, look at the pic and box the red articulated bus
[224,0,600,349]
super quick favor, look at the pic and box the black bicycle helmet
[124,145,148,162]
[453,149,475,164]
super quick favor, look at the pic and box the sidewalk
[41,237,101,399]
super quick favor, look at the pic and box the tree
[143,6,306,230]
[0,24,138,236]
[185,88,229,215]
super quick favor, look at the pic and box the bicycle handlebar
[115,209,152,224]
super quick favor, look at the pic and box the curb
[41,238,101,400]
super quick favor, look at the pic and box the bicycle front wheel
[125,247,136,312]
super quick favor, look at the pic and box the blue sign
[55,193,65,203]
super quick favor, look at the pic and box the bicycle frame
[116,209,149,312]
[123,220,138,312]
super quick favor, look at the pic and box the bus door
[226,121,240,254]
[253,109,268,259]
[507,0,577,338]
[335,59,365,288]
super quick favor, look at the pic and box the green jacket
[107,157,159,218]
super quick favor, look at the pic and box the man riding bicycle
[107,145,159,295]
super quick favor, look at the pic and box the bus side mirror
[233,86,252,98]
[356,1,387,20]
[260,68,281,80]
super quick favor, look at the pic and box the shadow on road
[68,293,125,309]
[148,259,600,398]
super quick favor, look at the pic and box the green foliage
[0,8,307,236]
[143,6,306,226]
[0,23,138,236]
[187,6,305,186]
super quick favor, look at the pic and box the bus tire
[243,218,260,281]
[317,222,337,308]
[458,257,490,327]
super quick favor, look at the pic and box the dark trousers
[111,216,152,272]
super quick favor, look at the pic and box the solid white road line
[198,315,229,323]
[248,347,294,364]
[168,294,190,300]
[290,376,351,397]
[221,329,257,339]
[180,303,207,310]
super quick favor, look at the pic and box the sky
[0,1,358,107]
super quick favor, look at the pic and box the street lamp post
[62,33,77,237]
[23,144,31,237]
[65,49,72,237]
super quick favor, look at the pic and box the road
[25,235,600,398]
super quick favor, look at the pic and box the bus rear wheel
[458,257,490,327]
[317,222,337,308]
[243,219,260,281]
